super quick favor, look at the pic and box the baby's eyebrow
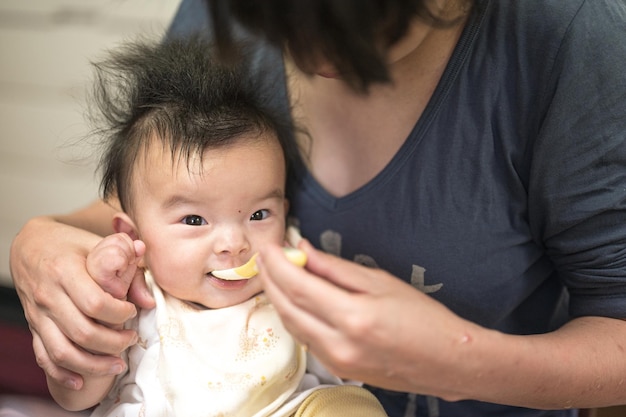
[161,187,285,210]
[262,188,285,200]
[162,194,199,210]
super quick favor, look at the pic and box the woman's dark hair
[209,0,474,91]
[90,34,297,212]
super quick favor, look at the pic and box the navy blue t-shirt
[168,1,626,416]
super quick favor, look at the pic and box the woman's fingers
[25,251,138,356]
[258,241,446,385]
[32,319,129,390]
[259,244,348,323]
[29,275,137,389]
[258,244,376,371]
[59,277,137,354]
[32,329,84,390]
[259,241,384,326]
[299,239,392,296]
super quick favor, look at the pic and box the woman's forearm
[52,199,119,237]
[430,316,626,409]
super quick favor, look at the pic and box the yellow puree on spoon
[212,247,307,280]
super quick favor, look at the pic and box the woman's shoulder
[464,0,623,105]
[480,0,622,46]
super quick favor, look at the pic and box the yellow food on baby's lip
[212,248,307,280]
[231,253,259,278]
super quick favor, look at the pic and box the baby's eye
[182,215,206,226]
[250,209,270,221]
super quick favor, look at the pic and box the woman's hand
[257,239,477,397]
[9,204,154,391]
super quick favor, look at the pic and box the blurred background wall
[0,0,181,406]
[0,0,181,287]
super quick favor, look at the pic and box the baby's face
[129,132,287,309]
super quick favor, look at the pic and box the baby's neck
[183,300,210,310]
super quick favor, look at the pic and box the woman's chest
[288,113,556,330]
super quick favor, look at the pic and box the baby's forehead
[131,130,284,180]
[133,139,196,171]
[136,129,281,162]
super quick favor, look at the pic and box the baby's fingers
[87,233,143,299]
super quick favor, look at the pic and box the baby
[48,34,387,417]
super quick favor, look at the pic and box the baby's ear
[113,212,139,241]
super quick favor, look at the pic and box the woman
[10,0,626,415]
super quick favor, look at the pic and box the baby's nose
[212,224,250,257]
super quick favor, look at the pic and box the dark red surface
[0,322,50,398]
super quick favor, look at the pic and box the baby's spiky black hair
[90,33,296,211]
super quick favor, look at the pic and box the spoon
[212,247,307,280]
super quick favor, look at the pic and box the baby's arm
[48,233,145,411]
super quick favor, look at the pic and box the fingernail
[64,378,80,390]
[110,363,125,375]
